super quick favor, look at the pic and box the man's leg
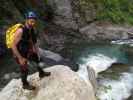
[28,52,51,78]
[15,58,35,90]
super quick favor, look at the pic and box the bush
[96,0,133,24]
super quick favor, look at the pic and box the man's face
[27,18,36,28]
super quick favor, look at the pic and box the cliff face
[0,0,51,29]
[1,0,133,55]
[1,0,133,33]
[47,0,97,29]
[46,0,133,41]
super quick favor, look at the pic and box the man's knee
[20,64,28,73]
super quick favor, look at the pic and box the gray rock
[48,0,72,18]
[53,16,78,29]
[48,0,78,29]
[87,66,97,93]
[39,48,63,62]
[3,74,10,80]
[38,48,79,71]
[79,23,133,41]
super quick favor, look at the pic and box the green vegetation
[44,0,48,4]
[79,0,133,24]
[97,0,133,24]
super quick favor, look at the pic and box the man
[11,11,51,90]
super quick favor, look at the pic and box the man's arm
[11,28,27,65]
[11,28,23,59]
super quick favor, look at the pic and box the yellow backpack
[6,23,24,48]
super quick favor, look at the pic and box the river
[72,40,133,100]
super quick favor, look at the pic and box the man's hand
[19,57,27,65]
[32,46,37,53]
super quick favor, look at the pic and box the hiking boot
[23,82,36,90]
[39,71,51,78]
[37,66,51,78]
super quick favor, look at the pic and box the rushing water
[72,41,133,100]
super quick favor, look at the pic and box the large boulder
[0,65,96,100]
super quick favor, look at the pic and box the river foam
[78,54,116,74]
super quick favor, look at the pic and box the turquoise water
[72,43,132,65]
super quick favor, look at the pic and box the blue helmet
[26,11,37,19]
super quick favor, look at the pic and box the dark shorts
[14,49,39,72]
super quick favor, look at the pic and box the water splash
[111,39,133,46]
[78,53,117,75]
[97,72,133,100]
